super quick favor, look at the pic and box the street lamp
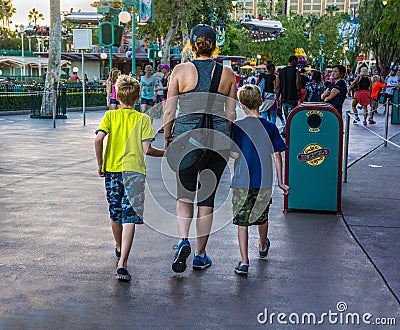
[100,52,107,79]
[119,1,137,76]
[18,24,26,76]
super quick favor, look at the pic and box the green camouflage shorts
[232,188,272,227]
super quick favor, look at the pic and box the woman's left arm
[163,68,180,149]
[323,87,340,102]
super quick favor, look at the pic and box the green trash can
[391,89,400,124]
[284,103,343,214]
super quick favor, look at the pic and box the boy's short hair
[238,84,261,111]
[116,75,140,107]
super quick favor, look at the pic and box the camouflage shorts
[105,171,145,224]
[232,188,272,227]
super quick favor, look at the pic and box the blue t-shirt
[326,80,347,114]
[230,117,287,188]
[140,75,157,99]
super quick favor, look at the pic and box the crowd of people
[239,60,400,133]
[105,63,171,132]
[95,23,399,282]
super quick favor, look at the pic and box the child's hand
[98,165,105,177]
[278,182,289,195]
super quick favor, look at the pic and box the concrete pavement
[0,101,399,329]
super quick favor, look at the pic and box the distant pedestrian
[257,61,279,124]
[276,55,301,137]
[153,66,165,119]
[321,65,347,116]
[299,68,310,103]
[140,65,157,123]
[69,71,80,83]
[230,84,289,275]
[371,75,386,122]
[94,75,164,282]
[107,69,121,110]
[155,64,171,120]
[385,66,399,107]
[304,71,324,102]
[350,67,371,125]
[247,72,257,85]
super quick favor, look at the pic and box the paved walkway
[0,101,399,329]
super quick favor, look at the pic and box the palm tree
[28,8,45,26]
[41,0,61,118]
[0,0,16,29]
[325,5,340,16]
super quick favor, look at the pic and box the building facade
[232,0,361,18]
[285,0,361,16]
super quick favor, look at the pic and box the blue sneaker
[259,237,271,258]
[192,253,212,270]
[234,262,249,275]
[172,239,191,273]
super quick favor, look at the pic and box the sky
[12,0,95,26]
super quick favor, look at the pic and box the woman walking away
[163,24,237,273]
[350,67,372,125]
[107,69,121,110]
[257,61,279,125]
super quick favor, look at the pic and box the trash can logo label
[297,143,330,166]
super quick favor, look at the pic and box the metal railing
[0,82,107,113]
[30,89,67,119]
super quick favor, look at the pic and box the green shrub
[0,94,31,110]
[66,92,107,107]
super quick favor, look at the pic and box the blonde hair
[115,75,140,107]
[238,85,262,111]
[372,75,381,84]
[183,38,219,59]
[110,69,121,83]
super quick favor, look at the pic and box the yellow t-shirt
[96,108,155,174]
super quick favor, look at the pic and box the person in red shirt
[370,75,386,123]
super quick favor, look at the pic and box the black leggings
[176,150,229,207]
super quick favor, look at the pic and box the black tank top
[358,76,370,90]
[161,74,169,99]
[279,66,298,101]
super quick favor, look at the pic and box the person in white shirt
[385,67,399,98]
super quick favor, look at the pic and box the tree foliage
[28,8,45,26]
[358,0,400,76]
[0,0,16,29]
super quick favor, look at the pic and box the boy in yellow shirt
[95,75,164,281]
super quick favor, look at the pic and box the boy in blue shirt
[230,84,290,275]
